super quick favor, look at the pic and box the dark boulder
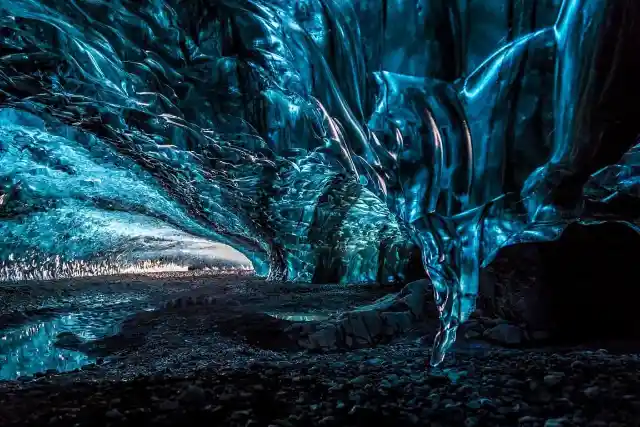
[478,222,640,345]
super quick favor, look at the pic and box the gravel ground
[0,272,638,427]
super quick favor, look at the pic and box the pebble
[179,384,205,404]
[105,408,124,419]
[543,373,565,387]
[318,416,334,425]
[349,375,367,385]
[1,274,639,427]
[519,415,542,424]
[583,386,600,398]
[465,416,479,427]
[544,417,569,427]
[570,360,585,369]
[483,324,524,345]
[157,400,179,411]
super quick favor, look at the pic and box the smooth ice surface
[1,0,639,366]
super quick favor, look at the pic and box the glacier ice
[1,0,639,367]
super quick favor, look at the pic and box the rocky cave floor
[0,271,638,427]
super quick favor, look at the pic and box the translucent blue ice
[1,0,638,367]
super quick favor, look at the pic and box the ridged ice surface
[1,0,639,366]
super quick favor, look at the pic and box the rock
[349,375,367,385]
[531,331,550,340]
[481,223,640,343]
[231,409,252,418]
[505,378,524,388]
[464,329,482,339]
[544,418,569,427]
[54,332,84,350]
[179,384,206,404]
[465,416,479,427]
[105,409,124,420]
[363,358,384,366]
[519,416,542,424]
[570,360,585,369]
[483,324,523,345]
[229,410,251,421]
[308,326,338,349]
[543,373,565,387]
[318,416,335,425]
[158,400,180,411]
[583,386,600,398]
[467,398,493,410]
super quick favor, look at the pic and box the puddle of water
[0,296,152,380]
[0,316,97,380]
[265,312,330,322]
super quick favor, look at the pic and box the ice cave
[1,0,640,426]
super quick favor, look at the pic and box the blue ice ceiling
[1,0,639,366]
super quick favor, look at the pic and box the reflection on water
[265,312,330,322]
[0,316,96,380]
[0,294,150,380]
